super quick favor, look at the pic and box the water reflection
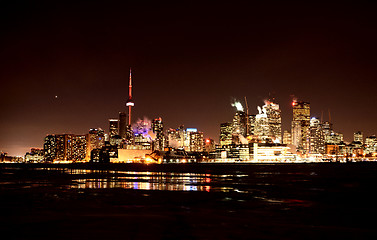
[65,170,214,192]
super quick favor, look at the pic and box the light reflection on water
[65,170,215,192]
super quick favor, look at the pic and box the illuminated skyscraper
[220,122,233,146]
[247,115,256,136]
[263,101,282,142]
[232,111,247,137]
[109,119,119,138]
[291,101,310,153]
[88,128,105,159]
[189,131,204,152]
[152,117,165,150]
[309,117,325,154]
[43,135,56,162]
[254,106,269,142]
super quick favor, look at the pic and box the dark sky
[1,1,377,156]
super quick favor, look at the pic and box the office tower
[152,117,165,150]
[232,110,247,137]
[365,135,377,155]
[322,121,332,141]
[109,119,119,138]
[44,135,56,162]
[291,101,310,153]
[309,117,325,154]
[119,112,128,139]
[283,130,292,145]
[189,131,204,152]
[87,128,105,159]
[254,106,269,141]
[125,68,134,126]
[247,115,256,136]
[220,122,233,146]
[263,101,282,143]
[354,131,363,144]
[88,128,105,149]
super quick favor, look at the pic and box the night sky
[1,1,377,156]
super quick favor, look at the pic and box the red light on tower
[205,139,210,144]
[292,101,297,106]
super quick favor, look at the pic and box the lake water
[0,163,376,239]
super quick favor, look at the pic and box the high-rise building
[88,128,105,159]
[220,122,233,146]
[247,115,256,136]
[263,101,282,142]
[152,118,165,150]
[309,117,325,154]
[43,135,56,162]
[109,119,119,138]
[232,111,247,137]
[45,134,88,161]
[283,130,292,145]
[254,106,269,142]
[354,131,363,144]
[189,131,204,152]
[70,135,87,161]
[119,112,128,139]
[291,101,310,153]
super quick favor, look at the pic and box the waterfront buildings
[43,134,88,162]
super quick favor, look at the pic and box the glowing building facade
[291,101,310,153]
[189,131,204,152]
[309,117,325,154]
[220,122,233,146]
[44,134,88,161]
[109,119,119,139]
[232,111,247,137]
[365,135,377,155]
[254,106,269,142]
[152,118,165,150]
[263,101,282,143]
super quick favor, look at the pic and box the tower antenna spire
[126,67,134,126]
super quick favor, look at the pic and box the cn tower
[125,68,134,126]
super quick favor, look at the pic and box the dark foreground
[1,163,377,240]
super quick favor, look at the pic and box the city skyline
[1,2,377,155]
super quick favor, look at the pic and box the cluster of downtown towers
[38,99,376,163]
